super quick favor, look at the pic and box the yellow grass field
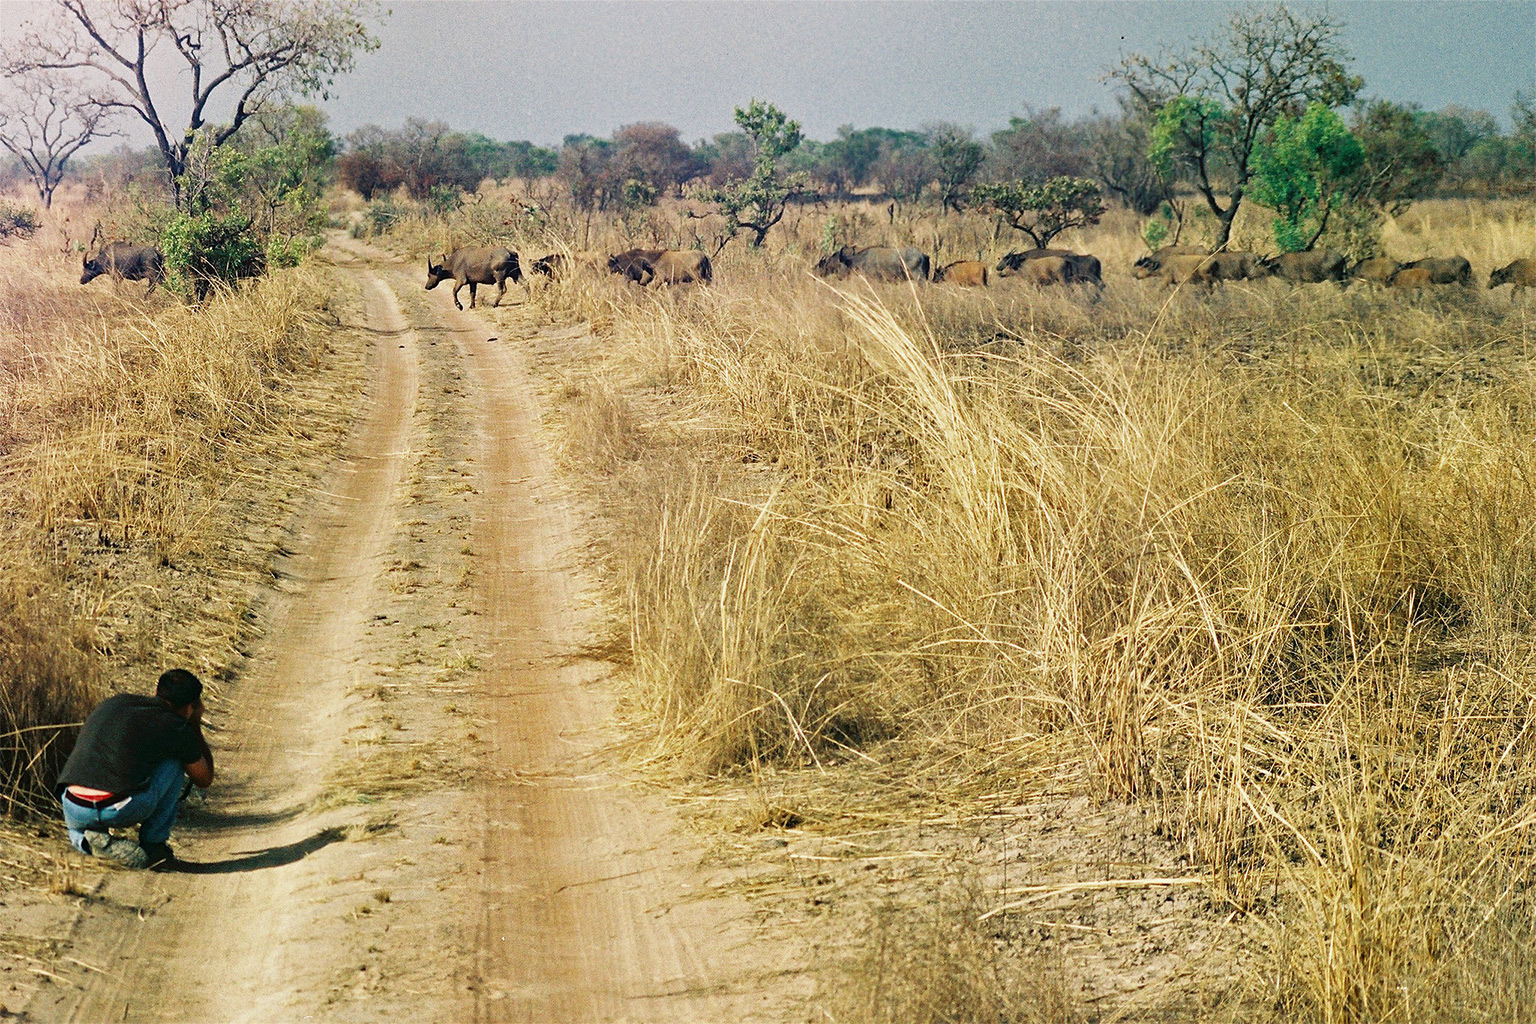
[0,198,364,815]
[3,184,1533,1020]
[400,192,1536,1020]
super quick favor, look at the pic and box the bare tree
[0,70,116,207]
[1111,5,1361,247]
[2,0,381,210]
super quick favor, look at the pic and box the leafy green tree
[693,99,808,248]
[1112,5,1361,247]
[926,122,984,213]
[970,176,1106,249]
[1249,103,1364,252]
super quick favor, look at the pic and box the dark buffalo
[1489,258,1536,297]
[934,260,988,286]
[647,249,712,285]
[81,241,165,297]
[1130,245,1207,279]
[1391,256,1472,286]
[426,246,522,309]
[998,250,1102,289]
[814,245,930,282]
[1389,267,1436,290]
[530,253,567,278]
[1137,251,1269,288]
[1347,257,1402,287]
[1264,249,1347,283]
[608,250,657,285]
[996,248,1075,274]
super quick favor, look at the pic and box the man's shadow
[164,825,347,874]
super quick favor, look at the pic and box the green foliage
[366,197,402,235]
[160,211,265,301]
[0,200,38,242]
[1250,102,1364,252]
[1142,215,1168,251]
[1114,5,1361,246]
[424,183,463,216]
[1148,96,1226,179]
[691,99,809,248]
[970,175,1106,249]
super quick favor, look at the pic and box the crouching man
[56,668,214,870]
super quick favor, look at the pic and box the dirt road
[27,240,795,1022]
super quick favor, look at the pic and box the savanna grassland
[0,176,1532,1023]
[0,192,365,823]
[376,188,1536,1021]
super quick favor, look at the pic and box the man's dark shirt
[56,694,202,795]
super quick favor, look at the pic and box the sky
[4,1,1534,150]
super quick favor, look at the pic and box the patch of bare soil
[13,239,808,1023]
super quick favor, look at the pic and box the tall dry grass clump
[521,198,1536,1020]
[0,240,350,813]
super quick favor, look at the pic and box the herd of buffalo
[416,241,1535,308]
[72,236,1535,308]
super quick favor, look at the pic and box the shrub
[161,211,266,301]
[0,201,39,242]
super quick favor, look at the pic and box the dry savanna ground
[1,185,1534,1023]
[393,191,1536,1022]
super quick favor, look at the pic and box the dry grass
[0,210,362,815]
[444,192,1536,1021]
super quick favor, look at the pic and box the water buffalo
[1137,251,1267,288]
[1131,246,1207,279]
[1388,267,1436,290]
[530,253,567,278]
[1264,249,1347,283]
[608,250,657,285]
[1019,256,1074,287]
[1391,256,1472,286]
[1347,257,1402,287]
[1489,259,1536,297]
[934,260,988,286]
[814,245,930,282]
[426,246,522,309]
[996,249,1075,274]
[998,250,1102,288]
[81,241,165,297]
[648,249,712,285]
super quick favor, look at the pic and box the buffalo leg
[493,276,506,307]
[452,281,466,310]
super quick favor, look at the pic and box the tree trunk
[1213,204,1239,249]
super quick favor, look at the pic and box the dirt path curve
[27,240,795,1023]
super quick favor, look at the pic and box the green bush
[161,211,266,301]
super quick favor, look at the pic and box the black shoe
[140,841,176,870]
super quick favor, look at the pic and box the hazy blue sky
[323,0,1535,143]
[5,1,1534,149]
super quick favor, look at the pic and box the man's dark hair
[156,668,203,709]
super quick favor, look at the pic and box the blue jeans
[61,759,186,852]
